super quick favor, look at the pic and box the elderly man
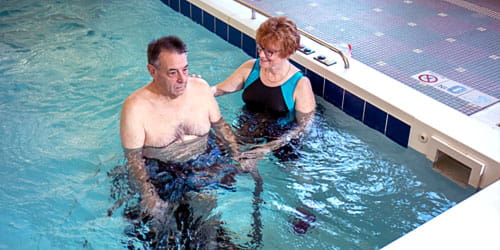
[120,36,241,222]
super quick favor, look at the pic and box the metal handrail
[233,0,350,69]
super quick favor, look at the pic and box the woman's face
[257,41,288,68]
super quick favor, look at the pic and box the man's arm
[124,148,168,218]
[120,97,146,149]
[120,98,167,219]
[211,117,240,157]
[204,80,241,157]
[204,79,264,173]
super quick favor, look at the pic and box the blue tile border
[363,102,387,134]
[163,1,411,148]
[306,70,324,97]
[191,5,202,24]
[324,79,344,109]
[169,0,180,12]
[386,115,411,147]
[160,0,169,7]
[242,33,256,57]
[215,18,228,41]
[180,0,190,17]
[228,26,242,48]
[202,12,215,32]
[343,91,365,121]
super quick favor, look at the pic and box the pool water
[0,0,476,249]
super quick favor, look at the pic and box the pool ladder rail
[233,0,350,69]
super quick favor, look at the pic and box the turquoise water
[0,0,475,249]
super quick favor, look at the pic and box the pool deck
[240,0,500,127]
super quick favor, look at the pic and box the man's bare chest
[143,104,210,146]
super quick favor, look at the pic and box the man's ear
[147,64,155,76]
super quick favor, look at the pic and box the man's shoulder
[189,77,209,87]
[123,86,151,111]
[188,77,211,94]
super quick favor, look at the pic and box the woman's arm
[251,110,315,154]
[212,59,255,97]
[244,77,316,154]
[293,77,316,114]
[268,77,316,148]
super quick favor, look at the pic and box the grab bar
[233,0,350,69]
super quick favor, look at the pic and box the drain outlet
[433,151,471,187]
[428,136,485,188]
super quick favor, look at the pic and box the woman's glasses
[257,44,280,58]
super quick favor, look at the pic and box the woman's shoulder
[234,59,258,78]
[296,75,312,90]
[241,58,257,68]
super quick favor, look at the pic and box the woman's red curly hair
[256,16,300,58]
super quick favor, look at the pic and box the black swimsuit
[242,77,289,116]
[237,59,305,161]
[242,58,303,118]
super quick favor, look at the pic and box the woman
[211,16,315,160]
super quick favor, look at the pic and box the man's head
[147,36,187,67]
[147,36,189,98]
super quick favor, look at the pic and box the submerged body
[120,135,240,249]
[143,134,238,203]
[143,133,209,163]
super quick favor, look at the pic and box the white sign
[412,70,498,108]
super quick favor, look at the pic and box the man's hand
[238,158,260,173]
[235,142,276,173]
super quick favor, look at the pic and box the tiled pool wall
[162,0,412,148]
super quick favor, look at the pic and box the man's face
[150,50,189,98]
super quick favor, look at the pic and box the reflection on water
[245,100,476,249]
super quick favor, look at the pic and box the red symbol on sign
[418,74,438,83]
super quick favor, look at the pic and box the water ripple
[0,0,476,249]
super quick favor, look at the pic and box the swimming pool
[0,0,475,249]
